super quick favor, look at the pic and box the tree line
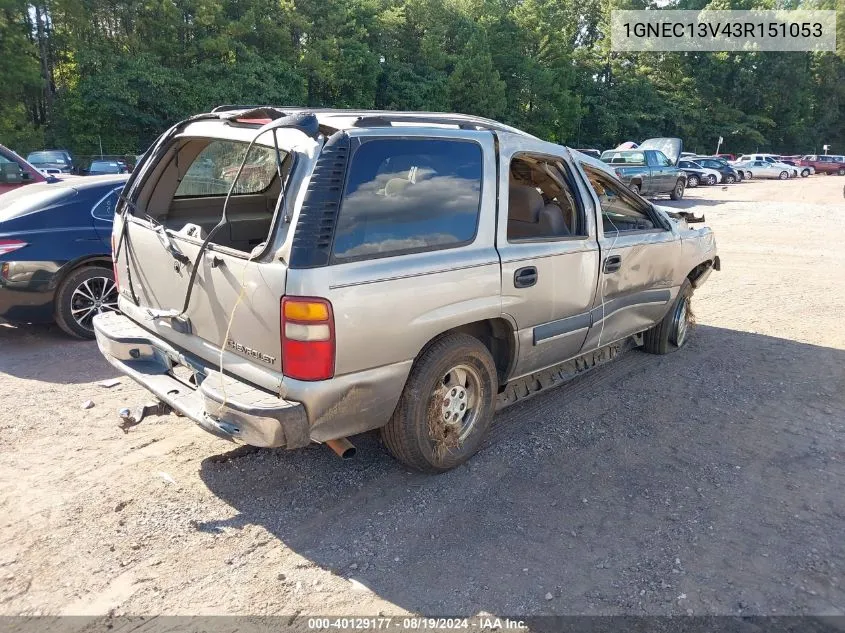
[1,0,843,158]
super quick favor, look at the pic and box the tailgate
[115,215,287,374]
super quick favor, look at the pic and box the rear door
[576,162,679,350]
[496,134,600,379]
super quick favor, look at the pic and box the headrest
[509,185,543,223]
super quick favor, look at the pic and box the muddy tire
[381,333,497,473]
[669,179,685,201]
[642,279,694,355]
[54,266,119,340]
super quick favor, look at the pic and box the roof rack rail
[349,113,524,136]
[211,105,284,113]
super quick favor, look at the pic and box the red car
[0,144,48,194]
[716,153,736,161]
[800,155,845,175]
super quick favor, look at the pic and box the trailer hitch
[118,401,172,433]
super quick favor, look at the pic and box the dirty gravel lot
[1,176,844,619]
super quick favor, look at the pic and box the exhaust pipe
[325,437,356,459]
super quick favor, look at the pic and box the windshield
[28,151,68,164]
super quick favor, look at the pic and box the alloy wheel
[70,276,119,332]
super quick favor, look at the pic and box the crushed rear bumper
[93,311,310,449]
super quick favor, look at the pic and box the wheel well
[54,256,112,291]
[687,260,714,287]
[419,319,516,388]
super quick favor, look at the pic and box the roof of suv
[207,105,538,139]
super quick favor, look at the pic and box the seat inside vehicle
[507,156,578,240]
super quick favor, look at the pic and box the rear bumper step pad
[93,311,309,448]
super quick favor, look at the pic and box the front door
[496,136,600,380]
[576,163,679,350]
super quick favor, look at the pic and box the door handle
[514,266,538,288]
[603,255,622,274]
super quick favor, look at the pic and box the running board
[495,334,642,411]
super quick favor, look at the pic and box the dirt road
[1,176,844,618]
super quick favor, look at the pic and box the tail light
[281,297,335,381]
[0,239,27,257]
[110,234,120,290]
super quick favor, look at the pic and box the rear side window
[174,140,278,197]
[331,138,482,262]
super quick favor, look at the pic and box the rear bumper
[0,260,62,323]
[93,311,310,449]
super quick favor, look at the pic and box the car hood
[639,138,683,165]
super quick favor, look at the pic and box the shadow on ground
[196,325,845,615]
[0,322,116,384]
[658,197,728,210]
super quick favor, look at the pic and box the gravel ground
[1,175,844,618]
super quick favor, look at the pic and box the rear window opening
[133,137,292,255]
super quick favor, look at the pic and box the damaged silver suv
[94,107,719,473]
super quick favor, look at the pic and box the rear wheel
[642,279,694,355]
[687,174,699,188]
[838,168,845,176]
[381,333,497,473]
[778,171,788,180]
[54,266,119,339]
[669,179,685,200]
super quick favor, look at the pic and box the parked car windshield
[90,161,122,173]
[28,151,69,164]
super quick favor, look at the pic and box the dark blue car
[0,175,129,338]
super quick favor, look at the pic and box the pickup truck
[600,140,687,200]
[92,108,718,473]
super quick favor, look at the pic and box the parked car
[86,160,129,175]
[0,175,129,338]
[799,155,845,176]
[776,157,812,177]
[1,144,50,194]
[678,159,721,186]
[691,156,741,183]
[600,138,687,199]
[26,149,75,174]
[716,153,736,161]
[734,159,792,179]
[92,107,718,472]
[737,154,798,177]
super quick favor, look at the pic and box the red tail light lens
[281,297,335,381]
[110,234,120,290]
[0,239,27,257]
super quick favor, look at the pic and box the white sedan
[734,160,793,180]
